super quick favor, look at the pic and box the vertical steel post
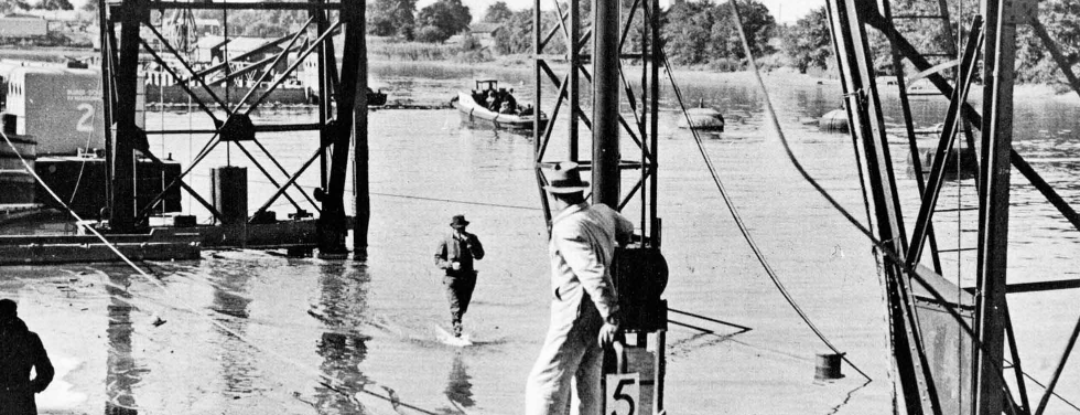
[98,0,114,217]
[320,0,362,256]
[973,0,1018,413]
[827,1,941,414]
[352,0,369,259]
[569,0,580,162]
[314,0,328,190]
[649,0,660,246]
[110,0,147,233]
[592,0,620,208]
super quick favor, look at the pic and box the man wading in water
[524,162,633,415]
[434,214,486,337]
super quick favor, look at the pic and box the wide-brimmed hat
[450,215,470,228]
[544,162,590,194]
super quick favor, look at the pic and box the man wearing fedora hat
[434,214,486,337]
[524,162,633,415]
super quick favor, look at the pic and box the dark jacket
[0,318,53,415]
[434,232,485,277]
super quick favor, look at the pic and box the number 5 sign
[605,373,640,415]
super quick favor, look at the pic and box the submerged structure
[84,0,368,258]
[827,0,1080,414]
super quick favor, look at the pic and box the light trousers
[524,288,605,415]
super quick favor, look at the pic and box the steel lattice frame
[98,0,368,254]
[532,0,662,247]
[828,0,1080,414]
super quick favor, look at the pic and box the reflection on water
[105,274,140,415]
[212,270,254,399]
[312,263,371,414]
[3,63,1078,415]
[445,353,474,408]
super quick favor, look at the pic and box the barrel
[815,353,843,381]
[211,166,247,224]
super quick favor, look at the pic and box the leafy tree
[782,6,831,73]
[709,0,776,59]
[368,0,416,39]
[661,1,714,64]
[415,25,447,43]
[415,0,471,43]
[1015,0,1080,84]
[493,7,567,55]
[483,1,513,23]
[41,0,73,10]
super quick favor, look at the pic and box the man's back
[548,203,633,317]
[0,317,53,415]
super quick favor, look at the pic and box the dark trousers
[443,272,477,328]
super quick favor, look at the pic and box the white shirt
[548,203,634,320]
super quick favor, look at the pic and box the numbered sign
[605,372,640,415]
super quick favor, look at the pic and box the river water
[3,62,1079,415]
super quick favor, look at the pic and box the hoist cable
[0,129,451,415]
[722,1,1034,412]
[646,3,871,382]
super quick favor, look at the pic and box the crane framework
[532,0,669,413]
[827,0,1080,414]
[98,0,370,257]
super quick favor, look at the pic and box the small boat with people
[452,80,547,132]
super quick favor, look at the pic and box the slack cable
[642,2,872,383]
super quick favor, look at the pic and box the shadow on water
[210,269,254,399]
[312,262,372,414]
[105,274,142,415]
[445,353,474,408]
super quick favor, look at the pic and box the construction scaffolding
[826,0,1080,414]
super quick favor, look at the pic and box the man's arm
[29,333,53,393]
[553,231,617,320]
[434,239,451,269]
[466,234,485,260]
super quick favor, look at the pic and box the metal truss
[532,0,662,247]
[828,0,1080,414]
[98,0,368,254]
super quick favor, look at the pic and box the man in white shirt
[524,162,634,415]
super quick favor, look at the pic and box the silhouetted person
[0,299,53,415]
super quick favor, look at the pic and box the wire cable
[646,3,872,381]
[1,128,450,415]
[721,2,1041,413]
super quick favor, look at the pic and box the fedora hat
[450,214,470,228]
[544,162,590,194]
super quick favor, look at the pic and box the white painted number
[76,103,95,133]
[605,373,640,415]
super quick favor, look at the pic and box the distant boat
[366,88,387,106]
[452,80,547,132]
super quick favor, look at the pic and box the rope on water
[644,1,872,382]
[0,128,450,415]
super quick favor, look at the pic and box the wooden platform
[0,217,319,265]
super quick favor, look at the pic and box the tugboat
[452,80,548,132]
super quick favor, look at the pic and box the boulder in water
[677,107,725,131]
[818,108,849,132]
